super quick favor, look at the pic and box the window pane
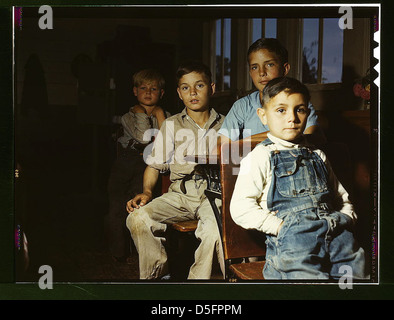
[223,19,231,90]
[302,18,319,84]
[252,18,262,43]
[321,18,343,83]
[265,18,277,38]
[215,19,222,91]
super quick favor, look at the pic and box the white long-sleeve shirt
[230,133,357,236]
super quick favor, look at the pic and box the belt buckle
[194,174,204,189]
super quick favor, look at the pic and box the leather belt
[180,173,206,194]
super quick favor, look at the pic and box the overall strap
[259,137,274,147]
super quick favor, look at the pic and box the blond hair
[132,69,165,89]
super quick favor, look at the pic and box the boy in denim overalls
[230,77,367,280]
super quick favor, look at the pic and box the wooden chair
[220,138,267,281]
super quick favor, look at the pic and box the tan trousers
[126,179,224,280]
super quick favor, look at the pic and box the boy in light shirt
[126,61,225,280]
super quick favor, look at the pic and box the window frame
[300,17,345,89]
[204,17,369,105]
[211,18,232,94]
[250,18,278,43]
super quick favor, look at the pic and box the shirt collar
[252,90,262,110]
[181,107,220,127]
[180,107,188,118]
[267,133,307,149]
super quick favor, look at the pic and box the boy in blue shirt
[218,38,325,145]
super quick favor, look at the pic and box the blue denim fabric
[261,139,366,280]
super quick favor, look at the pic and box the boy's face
[257,91,310,142]
[133,80,164,108]
[177,71,215,112]
[248,49,290,92]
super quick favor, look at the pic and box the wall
[14,10,205,200]
[307,18,372,111]
[16,16,183,113]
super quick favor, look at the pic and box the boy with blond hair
[106,68,168,262]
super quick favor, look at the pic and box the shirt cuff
[148,163,170,172]
[259,214,284,236]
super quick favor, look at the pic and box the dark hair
[247,38,288,65]
[176,60,212,85]
[261,77,310,107]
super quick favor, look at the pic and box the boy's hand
[151,106,166,128]
[151,106,165,117]
[126,192,153,213]
[132,105,146,113]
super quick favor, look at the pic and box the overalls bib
[261,138,366,280]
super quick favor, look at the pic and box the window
[251,18,277,42]
[206,17,346,97]
[302,18,344,84]
[214,18,232,91]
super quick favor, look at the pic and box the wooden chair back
[220,138,266,262]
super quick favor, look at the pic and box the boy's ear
[176,87,183,100]
[282,62,290,76]
[160,89,165,99]
[257,107,268,125]
[210,83,216,96]
[133,86,138,96]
